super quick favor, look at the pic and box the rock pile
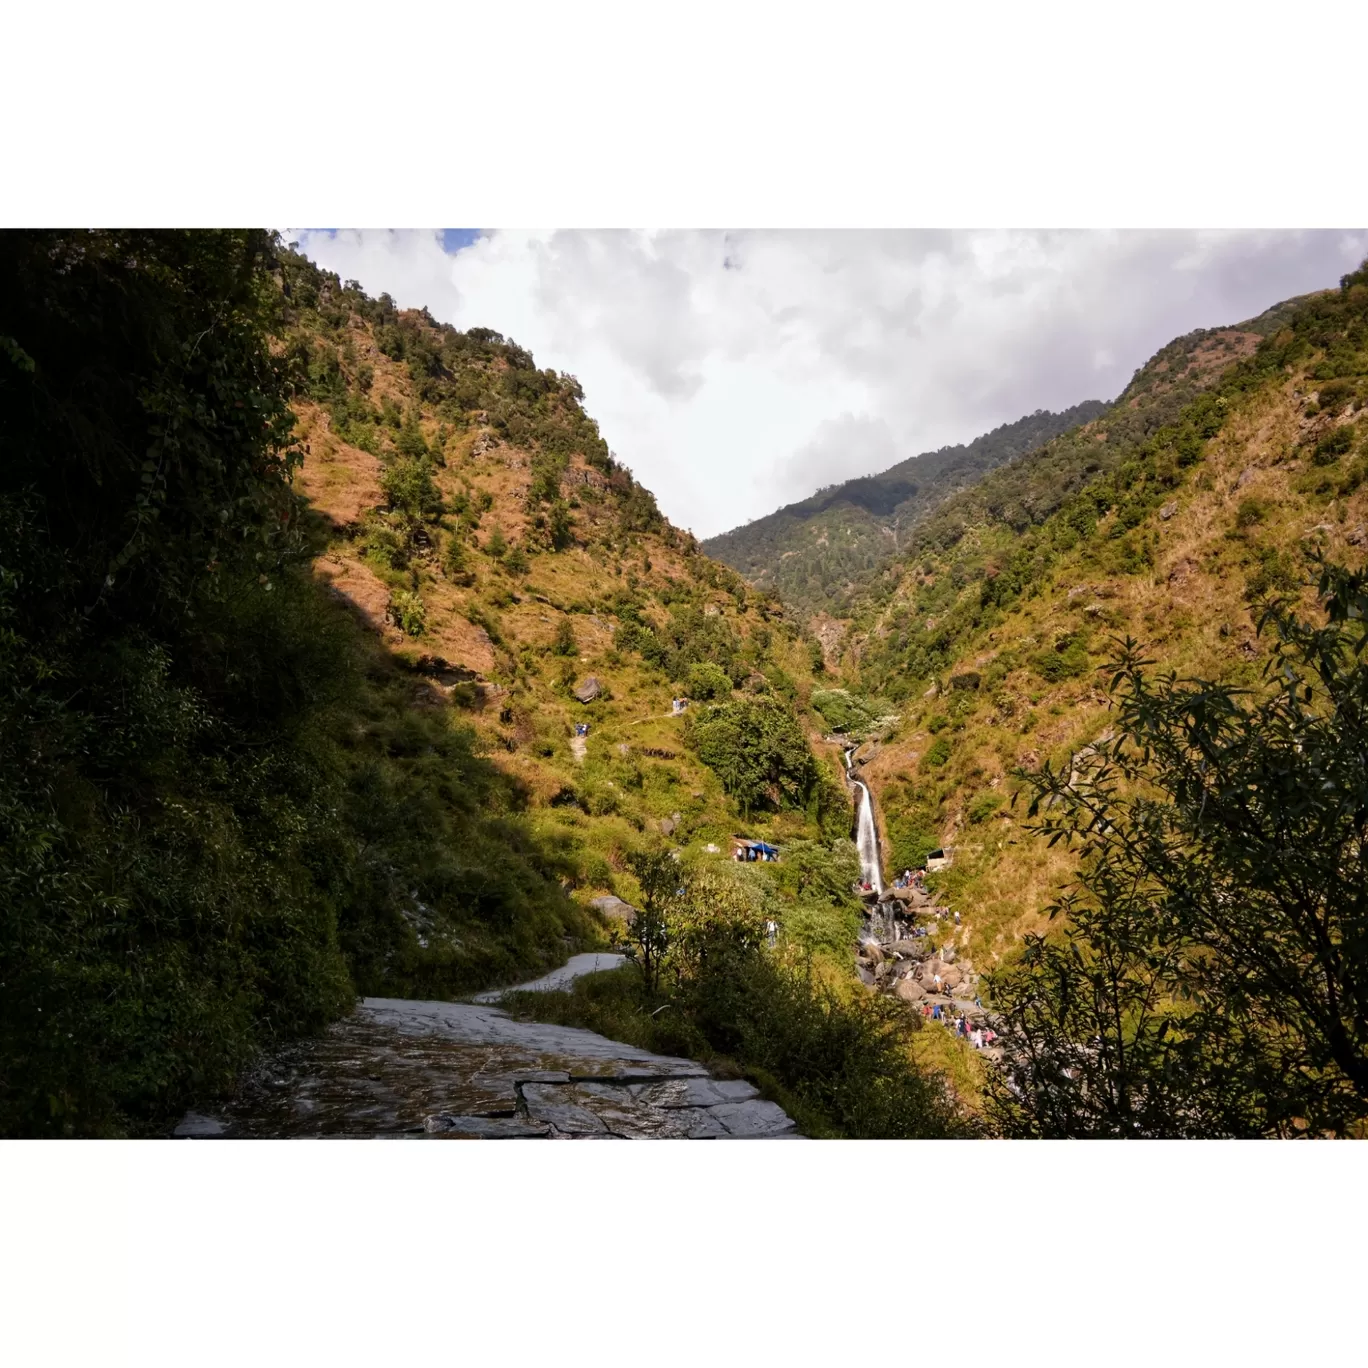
[854,891,1003,1057]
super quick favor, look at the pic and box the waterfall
[844,749,883,896]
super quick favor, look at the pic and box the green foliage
[767,839,863,958]
[1245,546,1300,603]
[704,402,1108,618]
[1313,425,1354,466]
[989,559,1368,1138]
[685,660,732,701]
[922,735,952,769]
[506,878,968,1138]
[688,697,821,815]
[621,849,686,994]
[552,618,576,656]
[1032,635,1090,682]
[441,533,474,585]
[388,589,428,637]
[381,456,443,523]
[486,525,507,560]
[966,792,1004,823]
[0,231,589,1136]
[811,688,879,735]
[884,812,941,874]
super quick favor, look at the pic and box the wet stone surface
[184,998,801,1140]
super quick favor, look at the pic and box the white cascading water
[844,749,884,896]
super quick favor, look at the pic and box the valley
[3,230,1366,1139]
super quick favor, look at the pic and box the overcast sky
[291,229,1368,538]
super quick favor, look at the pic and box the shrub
[922,735,952,768]
[388,589,428,637]
[811,688,878,734]
[552,619,576,656]
[1313,426,1354,466]
[1033,637,1089,682]
[990,561,1368,1137]
[686,660,733,701]
[441,533,474,585]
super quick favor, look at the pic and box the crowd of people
[921,1001,997,1051]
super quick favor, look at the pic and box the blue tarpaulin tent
[734,839,780,862]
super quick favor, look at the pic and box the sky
[290,229,1368,538]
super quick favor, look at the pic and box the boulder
[874,961,892,983]
[895,978,926,1003]
[589,894,638,924]
[941,966,964,991]
[889,940,923,959]
[941,946,958,965]
[859,941,884,966]
[856,964,876,987]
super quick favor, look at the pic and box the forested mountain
[6,230,1363,1139]
[0,231,879,1136]
[704,403,1106,618]
[708,296,1314,625]
[818,265,1368,1134]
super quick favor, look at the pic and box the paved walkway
[472,951,626,1003]
[174,961,800,1140]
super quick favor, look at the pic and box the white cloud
[291,228,1368,537]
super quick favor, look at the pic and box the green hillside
[822,270,1367,976]
[703,402,1105,619]
[0,231,880,1136]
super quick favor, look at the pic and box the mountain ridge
[705,293,1319,624]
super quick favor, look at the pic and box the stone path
[174,995,800,1140]
[472,952,626,1003]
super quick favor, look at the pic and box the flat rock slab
[187,995,799,1140]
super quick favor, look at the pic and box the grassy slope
[282,257,840,947]
[841,278,1368,974]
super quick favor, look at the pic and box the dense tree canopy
[0,231,587,1135]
